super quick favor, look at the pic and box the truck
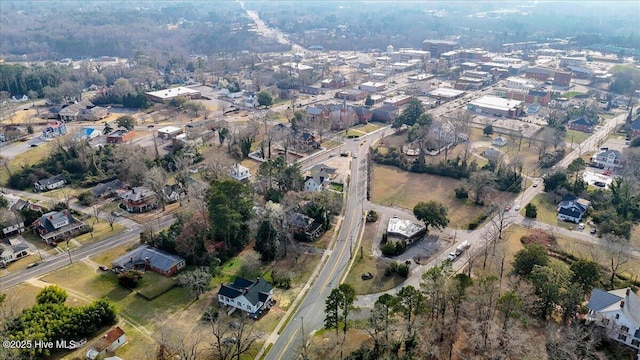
[447,241,471,261]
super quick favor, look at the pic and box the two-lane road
[265,134,375,359]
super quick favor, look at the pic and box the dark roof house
[112,245,186,276]
[218,277,274,318]
[90,179,123,198]
[557,195,589,224]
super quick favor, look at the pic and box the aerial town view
[1,1,639,359]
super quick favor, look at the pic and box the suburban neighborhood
[0,1,639,360]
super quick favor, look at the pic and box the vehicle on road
[514,202,521,211]
[353,154,358,159]
[447,241,471,261]
[504,205,512,212]
[533,182,539,187]
[329,152,336,157]
[26,262,40,268]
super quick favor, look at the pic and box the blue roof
[587,288,622,311]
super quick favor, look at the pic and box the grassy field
[353,123,380,133]
[565,129,590,146]
[342,129,366,138]
[371,164,516,228]
[527,193,573,230]
[74,221,127,244]
[344,222,406,295]
[561,91,588,99]
[0,141,56,186]
[321,139,342,149]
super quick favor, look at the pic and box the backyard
[525,193,573,230]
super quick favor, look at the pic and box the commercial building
[422,39,458,57]
[145,87,201,103]
[387,217,426,242]
[467,95,524,118]
[358,81,386,93]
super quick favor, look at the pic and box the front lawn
[329,183,344,192]
[565,129,590,145]
[527,193,573,229]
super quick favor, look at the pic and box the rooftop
[387,217,425,239]
[470,95,523,111]
[146,87,200,100]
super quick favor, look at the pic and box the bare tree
[145,166,168,211]
[92,205,100,223]
[603,234,631,288]
[177,267,212,300]
[106,212,117,230]
[209,312,260,360]
[468,170,496,204]
[156,323,206,360]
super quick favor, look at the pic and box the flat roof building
[387,217,426,240]
[468,95,524,118]
[145,87,201,103]
[427,88,466,99]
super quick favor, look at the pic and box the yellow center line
[276,328,299,360]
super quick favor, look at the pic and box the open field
[344,222,406,295]
[371,164,517,228]
[0,140,56,186]
[554,237,640,280]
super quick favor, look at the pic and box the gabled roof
[35,174,65,186]
[631,116,640,131]
[121,186,155,202]
[595,149,621,159]
[90,179,123,197]
[218,277,273,306]
[588,288,640,329]
[34,210,76,233]
[90,327,125,352]
[557,195,588,218]
[569,116,595,127]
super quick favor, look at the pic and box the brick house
[568,116,596,133]
[106,129,135,144]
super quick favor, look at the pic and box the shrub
[77,191,96,206]
[385,261,399,276]
[525,203,538,218]
[366,210,379,223]
[381,232,388,244]
[397,261,411,278]
[382,242,397,256]
[454,186,469,199]
[117,270,143,288]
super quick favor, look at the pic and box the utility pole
[66,239,72,264]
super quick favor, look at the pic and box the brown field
[344,222,405,295]
[371,164,517,228]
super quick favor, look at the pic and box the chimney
[620,301,625,308]
[626,288,631,296]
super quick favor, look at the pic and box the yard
[525,193,573,230]
[565,129,591,146]
[344,222,406,295]
[0,140,57,187]
[371,164,517,228]
[352,123,380,134]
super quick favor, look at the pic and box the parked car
[533,182,539,188]
[590,228,597,235]
[361,272,373,280]
[578,223,585,230]
[98,265,110,271]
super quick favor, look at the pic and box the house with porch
[90,179,124,199]
[32,210,86,244]
[34,174,66,192]
[290,131,320,153]
[591,149,624,171]
[304,164,336,192]
[218,277,274,318]
[0,241,29,267]
[120,186,157,213]
[0,208,25,237]
[557,195,589,224]
[587,288,640,356]
[112,245,185,276]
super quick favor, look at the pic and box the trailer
[447,241,471,261]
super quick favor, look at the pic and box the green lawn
[526,193,573,229]
[561,91,588,99]
[136,272,177,300]
[565,129,590,146]
[353,123,380,133]
[0,141,56,187]
[329,183,344,192]
[342,129,366,138]
[321,139,341,149]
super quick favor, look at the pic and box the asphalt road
[265,130,383,360]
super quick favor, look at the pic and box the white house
[85,327,126,360]
[33,175,66,192]
[591,149,624,171]
[587,288,640,356]
[218,277,274,318]
[557,196,589,224]
[304,164,336,192]
[0,242,29,267]
[229,163,251,181]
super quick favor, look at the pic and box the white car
[578,223,585,230]
[514,202,521,211]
